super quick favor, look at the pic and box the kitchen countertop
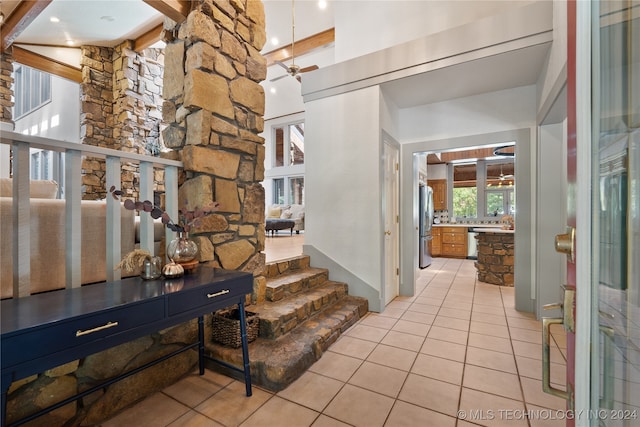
[473,227,515,233]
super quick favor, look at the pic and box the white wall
[399,85,538,142]
[333,0,536,63]
[537,0,568,115]
[14,73,80,142]
[304,85,384,310]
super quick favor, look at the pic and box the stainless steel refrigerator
[419,185,434,268]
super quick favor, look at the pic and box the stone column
[80,43,166,200]
[162,0,267,288]
[0,46,14,129]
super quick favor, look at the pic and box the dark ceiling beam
[1,0,52,51]
[263,28,335,67]
[142,0,190,24]
[12,46,82,83]
[134,23,163,52]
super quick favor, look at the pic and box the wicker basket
[211,308,259,348]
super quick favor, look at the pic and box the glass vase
[166,231,198,264]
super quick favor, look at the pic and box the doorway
[399,129,534,313]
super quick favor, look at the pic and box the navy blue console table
[1,267,253,426]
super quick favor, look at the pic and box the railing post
[164,165,179,262]
[12,141,31,297]
[139,162,155,254]
[106,156,122,281]
[65,150,82,288]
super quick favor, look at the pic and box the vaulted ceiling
[0,0,335,82]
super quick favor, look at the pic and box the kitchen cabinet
[428,179,447,211]
[440,226,467,258]
[431,227,442,256]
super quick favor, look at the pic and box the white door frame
[573,0,593,422]
[382,135,400,305]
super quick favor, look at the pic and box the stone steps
[254,281,348,339]
[205,295,367,391]
[265,267,329,302]
[204,255,369,391]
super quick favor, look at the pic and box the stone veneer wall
[5,1,267,425]
[80,43,165,200]
[475,232,515,286]
[0,46,14,127]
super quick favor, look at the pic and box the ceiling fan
[270,0,319,83]
[488,164,514,187]
[498,165,514,180]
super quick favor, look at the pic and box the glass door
[591,0,640,424]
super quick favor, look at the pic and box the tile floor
[101,257,568,427]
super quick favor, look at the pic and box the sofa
[266,204,304,233]
[0,178,163,299]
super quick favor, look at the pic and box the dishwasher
[467,228,478,259]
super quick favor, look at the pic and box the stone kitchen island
[473,228,515,286]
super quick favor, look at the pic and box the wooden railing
[0,131,183,298]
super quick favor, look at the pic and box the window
[289,177,304,204]
[486,191,505,216]
[14,65,51,118]
[267,120,305,207]
[449,158,515,219]
[30,150,55,181]
[272,122,304,167]
[453,187,477,218]
[273,178,284,204]
[289,123,304,165]
[452,163,477,218]
[485,160,515,216]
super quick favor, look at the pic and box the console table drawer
[167,280,245,316]
[1,299,165,369]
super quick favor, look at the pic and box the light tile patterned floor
[101,257,568,427]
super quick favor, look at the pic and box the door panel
[383,141,399,305]
[591,0,640,424]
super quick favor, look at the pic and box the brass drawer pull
[207,289,230,299]
[76,321,119,337]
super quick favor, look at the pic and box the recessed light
[50,16,60,23]
[271,37,279,46]
[270,87,276,94]
[65,39,75,46]
[100,16,115,22]
[318,0,327,10]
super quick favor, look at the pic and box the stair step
[205,295,369,391]
[263,255,311,279]
[265,267,329,302]
[254,281,348,340]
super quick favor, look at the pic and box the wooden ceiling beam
[12,46,82,83]
[1,0,52,51]
[134,23,163,52]
[263,28,335,67]
[142,0,190,24]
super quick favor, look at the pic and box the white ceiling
[1,1,553,118]
[0,0,334,53]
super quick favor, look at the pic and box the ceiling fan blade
[298,65,319,73]
[275,61,289,71]
[296,75,302,83]
[270,74,289,82]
